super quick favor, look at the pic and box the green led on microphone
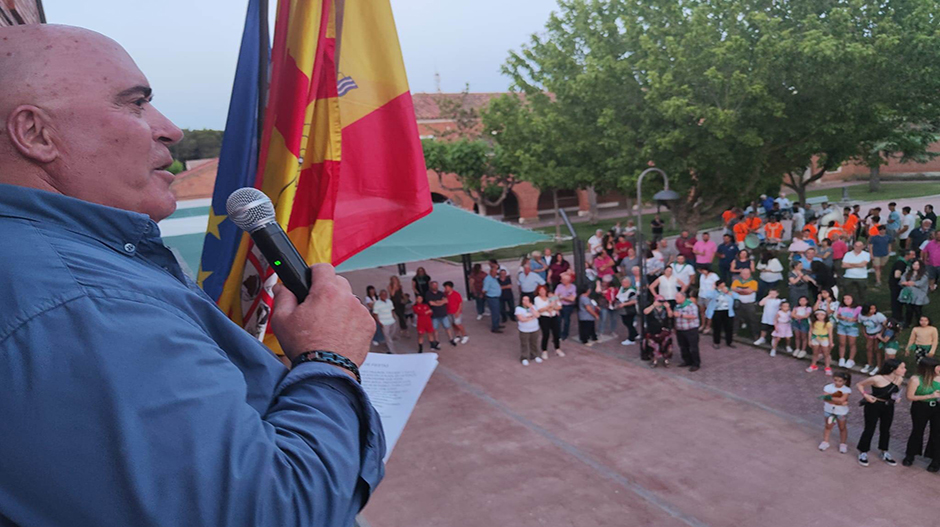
[274,260,281,266]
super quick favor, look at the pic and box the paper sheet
[360,352,438,462]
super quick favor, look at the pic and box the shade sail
[335,204,550,272]
[160,203,550,277]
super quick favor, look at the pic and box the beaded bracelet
[291,350,361,383]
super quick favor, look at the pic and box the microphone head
[226,187,276,232]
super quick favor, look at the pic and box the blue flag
[198,0,268,300]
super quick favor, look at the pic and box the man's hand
[271,264,374,367]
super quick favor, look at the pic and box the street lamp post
[635,168,680,352]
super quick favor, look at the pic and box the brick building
[414,92,624,223]
[0,0,45,26]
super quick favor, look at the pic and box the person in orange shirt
[764,216,784,245]
[722,208,736,227]
[733,215,751,249]
[868,215,882,237]
[803,218,819,243]
[745,211,762,233]
[826,223,843,242]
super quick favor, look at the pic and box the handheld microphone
[226,187,311,302]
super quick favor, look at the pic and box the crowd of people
[361,191,940,470]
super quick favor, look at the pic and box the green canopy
[335,204,550,272]
[160,203,549,276]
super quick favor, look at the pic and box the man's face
[523,264,531,274]
[723,235,732,243]
[2,28,183,220]
[443,285,453,294]
[561,273,571,285]
[496,269,504,278]
[703,233,710,241]
[379,290,388,301]
[740,269,751,279]
[430,281,439,292]
[854,242,864,252]
[806,248,816,259]
[681,230,689,238]
[676,255,686,265]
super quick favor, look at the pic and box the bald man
[0,25,384,526]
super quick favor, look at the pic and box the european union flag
[199,0,269,301]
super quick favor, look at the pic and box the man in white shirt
[517,263,546,302]
[775,192,792,215]
[697,267,719,331]
[899,206,916,250]
[588,229,604,255]
[671,254,697,291]
[372,290,398,353]
[841,241,871,303]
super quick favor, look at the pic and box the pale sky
[42,0,558,130]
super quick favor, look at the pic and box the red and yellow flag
[214,0,431,352]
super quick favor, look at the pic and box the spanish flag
[199,0,431,351]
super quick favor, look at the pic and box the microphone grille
[226,187,276,232]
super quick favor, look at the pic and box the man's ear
[6,105,59,164]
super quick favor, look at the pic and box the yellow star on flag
[197,265,213,289]
[206,209,227,240]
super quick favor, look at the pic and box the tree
[857,125,940,193]
[168,129,225,163]
[421,137,517,215]
[492,0,940,227]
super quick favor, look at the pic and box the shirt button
[124,243,136,253]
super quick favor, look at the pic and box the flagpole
[257,0,269,161]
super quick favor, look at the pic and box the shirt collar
[0,183,158,255]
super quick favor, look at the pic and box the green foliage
[421,137,515,206]
[167,129,224,162]
[486,0,940,227]
[167,160,185,175]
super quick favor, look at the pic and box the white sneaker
[476,315,483,321]
[753,337,766,346]
[839,443,848,454]
[521,359,530,366]
[838,358,846,367]
[770,349,777,357]
[786,346,794,354]
[541,351,549,360]
[461,336,469,344]
[534,357,543,364]
[845,359,856,369]
[372,341,379,346]
[621,339,635,346]
[869,366,879,376]
[860,364,871,373]
[819,441,830,451]
[796,350,807,359]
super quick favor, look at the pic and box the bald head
[0,25,183,220]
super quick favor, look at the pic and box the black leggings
[539,316,561,351]
[907,401,940,460]
[857,402,894,453]
[905,304,924,328]
[578,320,598,344]
[621,313,638,341]
[711,310,734,345]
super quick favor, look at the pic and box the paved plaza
[345,258,936,527]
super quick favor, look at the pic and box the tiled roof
[411,92,508,121]
[170,158,219,201]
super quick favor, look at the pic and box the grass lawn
[787,182,940,204]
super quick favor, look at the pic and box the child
[754,289,782,347]
[791,296,812,359]
[806,310,834,375]
[858,304,887,375]
[771,301,792,356]
[814,289,839,318]
[819,372,852,453]
[403,293,415,327]
[876,319,902,374]
[412,295,437,353]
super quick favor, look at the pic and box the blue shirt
[483,274,502,297]
[717,242,738,267]
[887,210,901,230]
[870,234,891,257]
[0,185,384,526]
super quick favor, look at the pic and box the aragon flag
[198,0,431,355]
